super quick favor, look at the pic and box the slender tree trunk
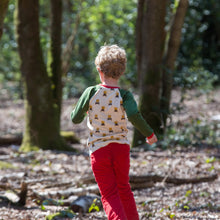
[61,1,82,76]
[135,0,145,84]
[16,0,69,151]
[133,0,167,147]
[48,0,62,128]
[0,0,9,40]
[161,0,189,126]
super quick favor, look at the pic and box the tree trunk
[48,0,63,128]
[61,4,81,76]
[16,0,70,151]
[0,0,9,40]
[133,0,167,146]
[135,0,145,84]
[161,0,189,126]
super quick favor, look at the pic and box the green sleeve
[120,89,153,137]
[128,112,153,137]
[71,86,98,124]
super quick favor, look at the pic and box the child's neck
[101,78,119,87]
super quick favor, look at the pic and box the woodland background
[0,0,220,219]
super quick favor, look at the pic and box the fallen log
[0,134,22,145]
[79,173,218,188]
[164,173,218,184]
[132,173,218,185]
[32,184,100,200]
[25,177,60,185]
[0,172,26,181]
[57,185,100,198]
[130,181,154,190]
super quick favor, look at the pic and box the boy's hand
[146,133,158,145]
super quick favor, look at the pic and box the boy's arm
[71,87,94,124]
[121,90,157,142]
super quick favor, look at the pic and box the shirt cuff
[147,133,154,139]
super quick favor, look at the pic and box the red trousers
[90,143,139,220]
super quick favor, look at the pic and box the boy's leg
[90,145,127,220]
[112,143,139,220]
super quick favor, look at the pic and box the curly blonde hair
[95,45,127,79]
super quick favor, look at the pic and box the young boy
[71,45,157,220]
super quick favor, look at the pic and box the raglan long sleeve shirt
[71,84,153,154]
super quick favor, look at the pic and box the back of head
[95,45,127,79]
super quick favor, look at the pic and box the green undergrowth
[161,118,220,149]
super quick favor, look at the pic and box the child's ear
[97,67,101,73]
[98,68,105,77]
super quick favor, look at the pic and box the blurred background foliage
[0,0,219,100]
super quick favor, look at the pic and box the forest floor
[0,88,220,220]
